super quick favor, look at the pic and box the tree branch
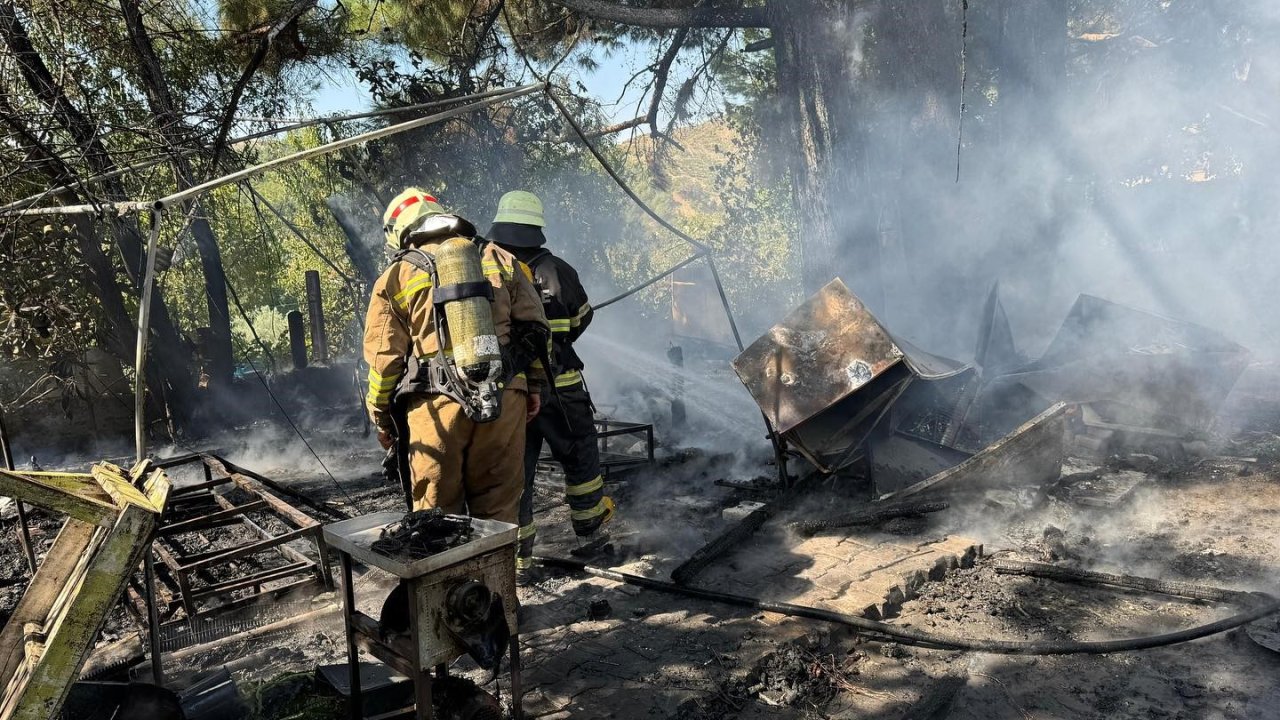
[647,27,689,136]
[0,1,115,175]
[546,0,768,29]
[209,0,319,170]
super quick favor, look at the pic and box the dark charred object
[316,662,413,718]
[372,509,474,560]
[61,682,183,720]
[287,310,308,370]
[305,269,328,364]
[588,598,612,620]
[379,581,413,635]
[993,559,1257,604]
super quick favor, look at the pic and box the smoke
[814,0,1279,361]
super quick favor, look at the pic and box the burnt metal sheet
[733,279,906,433]
[878,402,1068,500]
[785,365,914,468]
[868,432,973,497]
[893,335,971,380]
[974,282,1022,375]
[997,295,1249,431]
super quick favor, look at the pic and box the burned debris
[0,461,169,719]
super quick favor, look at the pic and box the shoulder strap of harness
[393,247,437,275]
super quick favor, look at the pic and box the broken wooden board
[0,460,169,720]
[878,402,1068,501]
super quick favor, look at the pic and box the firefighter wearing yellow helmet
[489,190,615,580]
[363,188,550,523]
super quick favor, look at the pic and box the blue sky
[309,44,653,124]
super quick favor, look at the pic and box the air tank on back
[434,237,503,385]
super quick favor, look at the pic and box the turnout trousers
[516,381,609,566]
[404,387,527,524]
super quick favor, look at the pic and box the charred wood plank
[671,471,818,585]
[204,454,346,522]
[992,559,1260,604]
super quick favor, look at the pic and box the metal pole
[0,200,152,218]
[0,84,536,216]
[154,84,544,211]
[0,412,36,574]
[592,252,705,311]
[341,552,362,720]
[135,208,164,464]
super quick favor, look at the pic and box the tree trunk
[767,0,883,308]
[120,0,234,389]
[0,1,195,429]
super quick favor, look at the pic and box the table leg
[341,552,362,720]
[510,634,522,720]
[144,550,164,687]
[415,673,433,720]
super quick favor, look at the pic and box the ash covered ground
[5,365,1280,719]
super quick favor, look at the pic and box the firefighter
[488,190,615,579]
[363,188,550,525]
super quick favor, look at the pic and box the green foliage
[0,220,102,358]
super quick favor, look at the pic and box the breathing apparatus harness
[393,246,501,422]
[390,214,550,421]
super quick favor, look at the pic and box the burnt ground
[7,381,1280,718]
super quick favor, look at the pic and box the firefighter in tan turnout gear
[488,191,615,578]
[363,188,550,524]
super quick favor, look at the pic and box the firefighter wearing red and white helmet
[363,187,550,524]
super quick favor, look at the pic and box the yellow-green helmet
[492,190,545,227]
[383,187,446,249]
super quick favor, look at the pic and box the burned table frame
[537,419,655,481]
[140,454,333,629]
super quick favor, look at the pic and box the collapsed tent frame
[0,81,773,473]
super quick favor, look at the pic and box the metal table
[323,512,522,720]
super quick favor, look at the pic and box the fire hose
[535,555,1280,655]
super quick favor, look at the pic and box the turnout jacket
[362,238,550,431]
[505,245,594,388]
